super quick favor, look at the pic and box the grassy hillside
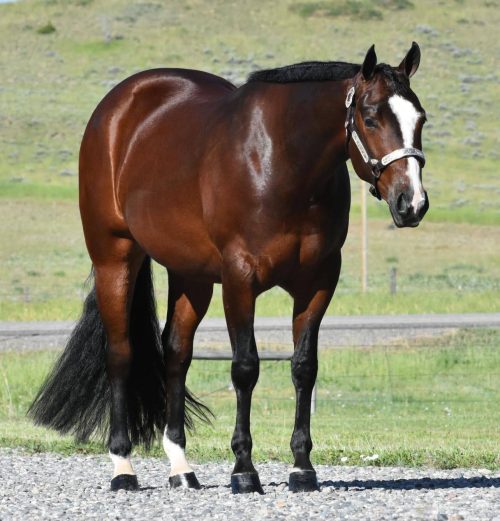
[0,0,499,319]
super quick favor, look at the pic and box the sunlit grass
[1,198,499,321]
[0,329,498,468]
[0,1,499,322]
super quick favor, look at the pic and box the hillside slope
[0,0,499,222]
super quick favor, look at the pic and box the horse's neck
[263,80,351,197]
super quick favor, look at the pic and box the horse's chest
[297,231,331,268]
[254,208,342,285]
[297,204,344,263]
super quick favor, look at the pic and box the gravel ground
[0,449,498,520]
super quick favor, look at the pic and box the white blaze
[109,452,135,478]
[388,95,425,209]
[163,427,193,476]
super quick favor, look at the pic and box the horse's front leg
[287,253,341,492]
[222,255,263,494]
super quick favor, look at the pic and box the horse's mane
[248,61,361,83]
[248,61,411,95]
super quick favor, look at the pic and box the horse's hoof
[289,470,319,492]
[110,474,139,491]
[231,472,264,494]
[169,472,201,490]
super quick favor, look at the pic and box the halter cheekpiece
[344,86,426,200]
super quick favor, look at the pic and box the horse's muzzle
[390,191,429,228]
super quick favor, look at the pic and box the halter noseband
[344,86,426,200]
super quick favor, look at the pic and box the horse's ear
[361,45,377,81]
[399,41,421,78]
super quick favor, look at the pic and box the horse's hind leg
[286,253,341,492]
[93,238,145,491]
[162,273,213,489]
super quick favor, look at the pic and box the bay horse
[30,43,428,494]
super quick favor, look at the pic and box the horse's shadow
[139,476,499,492]
[316,476,500,491]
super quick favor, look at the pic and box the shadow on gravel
[320,477,500,490]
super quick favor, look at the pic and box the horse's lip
[390,207,422,228]
[394,219,420,228]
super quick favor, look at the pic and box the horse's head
[346,43,429,228]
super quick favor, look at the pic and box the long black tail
[28,257,211,448]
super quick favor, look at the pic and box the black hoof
[169,472,201,490]
[289,470,319,492]
[231,472,264,494]
[110,474,139,492]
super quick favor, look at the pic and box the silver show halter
[344,86,425,199]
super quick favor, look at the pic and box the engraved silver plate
[345,87,355,108]
[351,131,369,163]
[380,147,425,167]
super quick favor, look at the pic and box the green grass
[290,0,415,20]
[1,329,499,468]
[0,0,499,321]
[0,0,499,219]
[2,288,498,322]
[1,198,499,321]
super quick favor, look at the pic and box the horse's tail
[28,257,211,448]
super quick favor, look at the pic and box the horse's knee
[231,352,259,392]
[291,353,318,389]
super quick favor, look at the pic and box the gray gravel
[1,449,498,520]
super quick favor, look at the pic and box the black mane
[248,61,412,96]
[248,61,361,83]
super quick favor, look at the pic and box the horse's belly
[137,228,222,282]
[124,191,223,281]
[151,239,222,282]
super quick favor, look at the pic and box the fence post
[390,267,397,295]
[361,179,368,292]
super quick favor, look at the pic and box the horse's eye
[364,117,376,128]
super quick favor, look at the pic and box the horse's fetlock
[291,430,313,455]
[109,437,132,458]
[231,432,253,456]
[165,427,186,449]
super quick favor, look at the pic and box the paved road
[0,313,499,352]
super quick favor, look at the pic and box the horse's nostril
[396,193,409,216]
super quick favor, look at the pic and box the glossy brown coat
[74,44,427,492]
[80,69,351,287]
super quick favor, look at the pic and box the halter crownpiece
[344,86,426,200]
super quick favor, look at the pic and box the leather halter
[344,86,426,200]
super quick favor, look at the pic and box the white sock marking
[109,452,135,478]
[388,95,425,209]
[163,428,193,476]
